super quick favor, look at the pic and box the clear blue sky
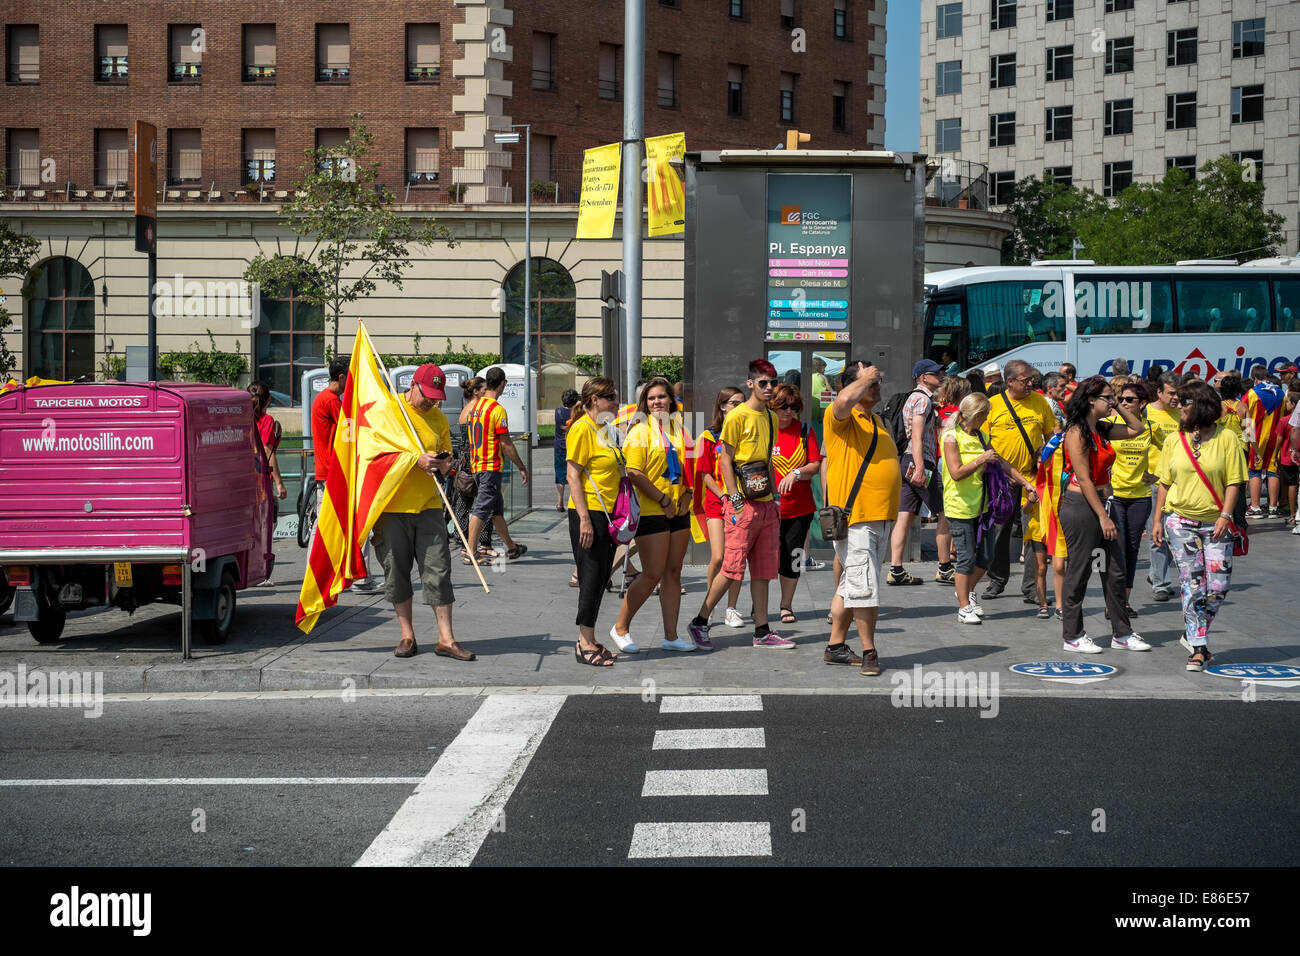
[885,0,920,152]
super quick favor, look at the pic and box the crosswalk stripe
[652,727,766,750]
[628,821,772,858]
[641,769,768,797]
[659,695,763,713]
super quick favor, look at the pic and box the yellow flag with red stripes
[295,324,423,633]
[646,132,686,237]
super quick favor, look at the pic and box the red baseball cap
[412,364,447,400]
[1279,364,1298,373]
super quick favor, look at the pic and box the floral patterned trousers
[1163,514,1233,648]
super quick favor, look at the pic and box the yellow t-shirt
[385,400,451,513]
[985,390,1056,478]
[1106,414,1156,499]
[1219,400,1246,448]
[719,401,778,503]
[624,418,689,516]
[566,415,624,515]
[822,404,901,524]
[1146,405,1181,455]
[1156,426,1249,524]
[942,426,990,520]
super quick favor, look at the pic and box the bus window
[1174,278,1271,333]
[966,281,1061,365]
[925,302,963,370]
[1074,277,1174,335]
[1276,281,1300,332]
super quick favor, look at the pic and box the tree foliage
[243,114,456,352]
[0,221,42,378]
[1000,174,1105,265]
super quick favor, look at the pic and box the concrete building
[920,0,1300,252]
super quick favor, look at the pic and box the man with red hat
[372,363,476,661]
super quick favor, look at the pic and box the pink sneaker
[688,621,713,650]
[753,631,795,649]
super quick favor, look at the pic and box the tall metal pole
[523,124,533,508]
[622,0,644,398]
[147,246,157,380]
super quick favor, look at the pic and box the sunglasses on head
[753,379,778,389]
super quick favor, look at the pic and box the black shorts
[636,513,691,537]
[1282,464,1299,487]
[898,453,944,516]
[779,512,815,578]
[470,470,505,520]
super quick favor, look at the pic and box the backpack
[881,388,933,459]
[976,434,1016,542]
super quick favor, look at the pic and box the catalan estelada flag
[1032,432,1068,558]
[295,324,423,633]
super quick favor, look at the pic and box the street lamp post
[495,125,533,509]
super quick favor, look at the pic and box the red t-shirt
[695,429,724,519]
[1064,426,1117,487]
[255,414,281,457]
[311,387,342,480]
[772,420,822,518]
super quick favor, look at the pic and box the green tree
[1000,174,1106,265]
[0,221,42,379]
[244,114,455,353]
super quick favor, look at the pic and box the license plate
[114,562,133,587]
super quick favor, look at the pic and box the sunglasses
[772,403,795,411]
[1119,395,1140,403]
[753,379,778,389]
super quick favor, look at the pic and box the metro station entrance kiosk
[683,150,926,555]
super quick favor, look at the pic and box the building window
[405,129,439,185]
[1104,161,1133,198]
[657,52,680,108]
[989,112,1015,147]
[1105,37,1134,74]
[1103,98,1133,136]
[1232,85,1264,124]
[834,0,849,39]
[991,0,1016,30]
[599,44,622,99]
[990,53,1015,89]
[6,129,40,186]
[727,64,746,116]
[316,129,350,178]
[937,3,963,39]
[780,0,796,30]
[780,72,796,122]
[95,25,128,83]
[1165,92,1196,130]
[504,258,576,413]
[94,129,129,187]
[1045,46,1073,82]
[660,0,680,6]
[1046,0,1073,22]
[1233,150,1263,181]
[1166,28,1197,67]
[832,81,848,131]
[316,24,350,82]
[532,134,555,188]
[243,24,276,83]
[406,23,440,82]
[936,118,961,153]
[257,271,325,407]
[1165,155,1197,180]
[168,129,201,184]
[1044,166,1072,187]
[936,60,961,96]
[1045,106,1072,142]
[169,24,202,82]
[1104,0,1134,10]
[243,129,276,184]
[532,32,556,91]
[730,0,745,19]
[26,258,95,382]
[1232,19,1265,59]
[6,25,39,83]
[991,171,1016,206]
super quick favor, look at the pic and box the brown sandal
[575,641,614,666]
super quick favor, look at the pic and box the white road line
[641,769,768,797]
[354,694,565,868]
[659,695,763,713]
[652,727,766,750]
[0,778,425,786]
[628,821,772,858]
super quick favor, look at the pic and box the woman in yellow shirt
[1106,380,1158,615]
[1151,382,1248,672]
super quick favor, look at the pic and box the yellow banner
[645,132,686,237]
[576,143,621,239]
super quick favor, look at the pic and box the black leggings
[779,512,814,578]
[1110,494,1152,590]
[570,510,617,629]
[1059,492,1131,640]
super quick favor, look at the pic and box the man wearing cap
[372,364,476,661]
[888,359,952,586]
[983,363,1005,396]
[1278,364,1297,388]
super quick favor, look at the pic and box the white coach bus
[922,258,1300,380]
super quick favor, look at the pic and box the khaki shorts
[372,509,455,607]
[833,520,891,608]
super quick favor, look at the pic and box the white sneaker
[724,607,745,628]
[954,591,985,617]
[1291,522,1300,535]
[958,605,983,625]
[1112,632,1151,652]
[1063,634,1104,654]
[660,635,697,653]
[609,624,641,654]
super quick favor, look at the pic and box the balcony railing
[245,159,276,183]
[170,61,201,82]
[406,63,440,82]
[531,68,555,91]
[7,66,39,83]
[244,63,276,82]
[657,86,679,108]
[317,63,350,83]
[97,56,128,81]
[598,79,619,99]
[924,158,989,210]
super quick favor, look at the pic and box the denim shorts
[948,516,995,575]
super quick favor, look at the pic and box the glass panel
[966,280,1060,365]
[1074,278,1174,335]
[263,363,293,404]
[46,258,65,297]
[540,299,574,333]
[261,296,289,331]
[503,300,524,336]
[535,258,575,298]
[1174,279,1270,333]
[808,350,845,421]
[1276,281,1300,332]
[767,349,801,389]
[66,333,95,380]
[292,332,324,362]
[295,301,325,332]
[70,261,95,298]
[68,298,95,330]
[30,297,62,331]
[258,331,291,365]
[30,331,62,379]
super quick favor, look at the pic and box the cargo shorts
[832,520,891,608]
[372,509,455,607]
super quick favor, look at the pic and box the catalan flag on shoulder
[295,324,423,633]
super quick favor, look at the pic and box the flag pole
[362,323,491,594]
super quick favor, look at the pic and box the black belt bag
[817,419,880,541]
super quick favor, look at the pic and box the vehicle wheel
[297,480,318,549]
[27,606,66,644]
[196,570,236,645]
[0,584,13,617]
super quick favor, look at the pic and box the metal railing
[924,158,989,210]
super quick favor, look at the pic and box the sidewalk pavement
[1,510,1297,700]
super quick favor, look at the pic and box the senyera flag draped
[295,324,423,632]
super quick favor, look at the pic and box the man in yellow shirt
[981,359,1058,603]
[373,365,476,662]
[821,360,902,676]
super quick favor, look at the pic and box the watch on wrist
[729,492,745,509]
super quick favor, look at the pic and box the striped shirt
[465,396,509,472]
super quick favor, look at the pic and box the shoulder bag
[817,414,881,541]
[1179,433,1248,556]
[737,409,776,499]
[1000,392,1039,463]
